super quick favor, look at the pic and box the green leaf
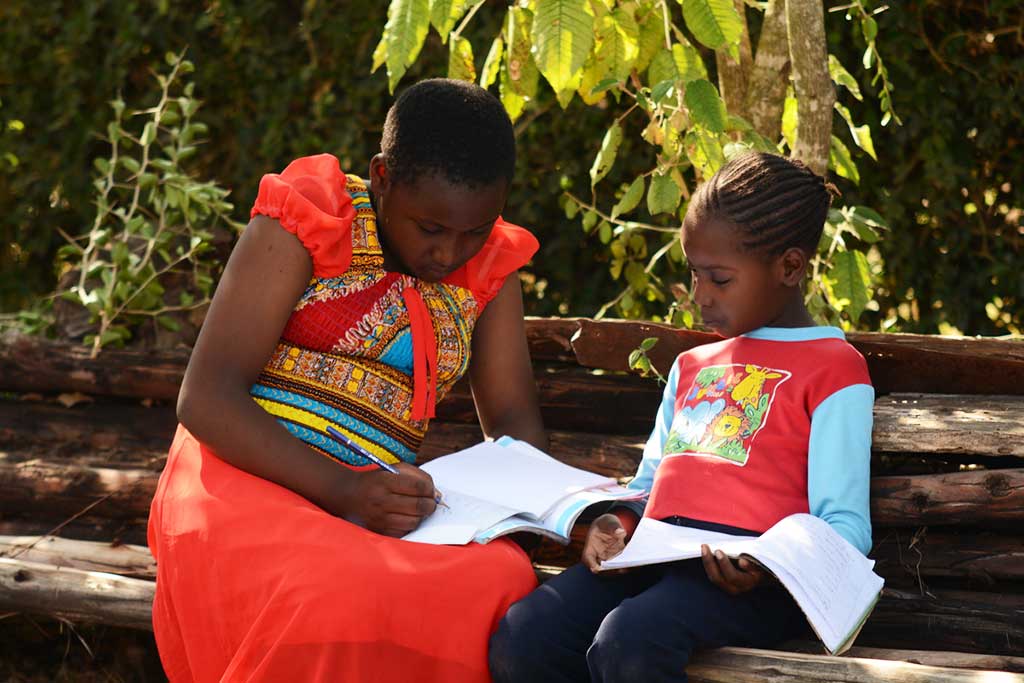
[830,248,872,322]
[582,209,598,232]
[834,103,876,160]
[679,0,743,51]
[861,16,878,42]
[639,336,658,351]
[447,36,476,82]
[384,0,431,91]
[590,122,623,186]
[589,77,620,95]
[847,205,887,242]
[593,7,640,83]
[372,35,388,73]
[598,221,613,243]
[647,48,678,88]
[683,79,727,133]
[156,315,181,332]
[429,0,467,43]
[480,37,504,88]
[610,176,643,219]
[828,55,862,101]
[829,134,860,185]
[647,172,681,215]
[507,7,540,99]
[634,4,663,73]
[498,64,527,120]
[140,121,156,146]
[672,40,707,84]
[684,128,725,178]
[531,0,594,96]
[781,93,797,150]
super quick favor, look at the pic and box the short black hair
[689,152,838,256]
[381,78,515,189]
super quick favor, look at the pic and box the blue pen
[325,425,448,508]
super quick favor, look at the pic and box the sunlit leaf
[781,92,797,150]
[372,35,388,73]
[594,7,640,83]
[679,0,742,52]
[672,39,707,83]
[590,122,623,186]
[447,36,476,82]
[829,134,860,185]
[834,103,876,160]
[480,37,504,88]
[429,0,468,43]
[499,66,527,120]
[508,7,540,98]
[830,248,872,322]
[828,55,862,101]
[634,3,664,74]
[532,0,594,97]
[384,0,431,92]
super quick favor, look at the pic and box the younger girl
[490,152,874,683]
[148,79,546,682]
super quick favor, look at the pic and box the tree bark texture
[785,0,834,175]
[716,0,754,121]
[744,0,791,140]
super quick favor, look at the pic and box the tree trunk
[744,0,790,140]
[716,0,753,121]
[785,0,834,175]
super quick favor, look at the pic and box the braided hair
[688,152,838,256]
[381,78,515,190]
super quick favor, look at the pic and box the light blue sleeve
[627,358,682,495]
[807,383,874,555]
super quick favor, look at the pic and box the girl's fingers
[701,544,725,586]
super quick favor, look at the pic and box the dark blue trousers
[490,561,808,683]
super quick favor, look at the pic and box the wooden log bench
[1,319,1023,681]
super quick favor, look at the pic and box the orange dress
[147,154,540,682]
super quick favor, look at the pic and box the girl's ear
[778,247,810,287]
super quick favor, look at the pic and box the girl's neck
[766,292,816,329]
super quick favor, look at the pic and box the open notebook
[403,438,644,546]
[600,514,884,655]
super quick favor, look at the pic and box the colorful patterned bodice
[246,161,537,469]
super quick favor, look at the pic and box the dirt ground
[0,617,164,682]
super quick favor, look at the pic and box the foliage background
[0,0,1021,336]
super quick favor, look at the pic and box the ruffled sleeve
[250,153,357,278]
[444,217,539,309]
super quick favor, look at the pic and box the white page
[421,442,616,519]
[600,514,883,655]
[402,489,521,545]
[600,518,749,568]
[749,514,883,653]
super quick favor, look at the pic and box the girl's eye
[711,277,732,286]
[418,224,442,235]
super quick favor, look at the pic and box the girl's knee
[488,605,560,682]
[587,604,695,682]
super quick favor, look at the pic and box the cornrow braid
[690,152,839,256]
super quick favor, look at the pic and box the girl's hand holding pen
[343,464,438,537]
[324,426,445,537]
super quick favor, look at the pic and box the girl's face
[681,213,805,337]
[370,156,507,283]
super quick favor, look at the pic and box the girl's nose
[691,276,712,307]
[433,235,458,267]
